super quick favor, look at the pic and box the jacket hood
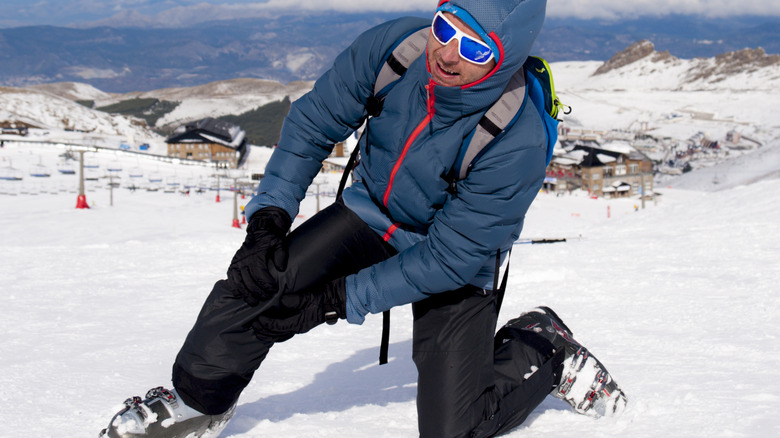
[433,0,547,111]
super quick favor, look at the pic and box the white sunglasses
[431,11,495,65]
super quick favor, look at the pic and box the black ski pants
[172,199,560,437]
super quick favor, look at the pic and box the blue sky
[3,0,780,28]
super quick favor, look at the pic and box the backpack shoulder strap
[373,27,429,97]
[453,69,528,180]
[340,27,429,198]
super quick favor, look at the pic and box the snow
[1,136,778,437]
[93,79,314,129]
[0,88,159,143]
[1,55,780,436]
[553,59,780,141]
[153,96,283,129]
[596,153,616,163]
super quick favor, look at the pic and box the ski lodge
[165,118,247,169]
[545,141,654,198]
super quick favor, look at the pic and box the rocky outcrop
[593,40,665,75]
[686,47,780,82]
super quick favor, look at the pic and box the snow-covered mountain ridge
[590,40,780,91]
[2,41,779,192]
[28,78,314,130]
[547,42,779,191]
[0,85,163,146]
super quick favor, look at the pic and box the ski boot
[504,306,628,417]
[99,387,234,438]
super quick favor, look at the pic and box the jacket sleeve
[345,111,548,324]
[244,17,431,222]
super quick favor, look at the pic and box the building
[165,118,247,168]
[575,146,653,198]
[547,143,654,198]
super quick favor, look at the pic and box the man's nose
[440,39,461,64]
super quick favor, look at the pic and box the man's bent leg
[413,286,498,438]
[412,288,564,438]
[173,200,396,415]
[469,324,563,437]
[173,279,272,415]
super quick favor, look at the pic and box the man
[100,1,626,437]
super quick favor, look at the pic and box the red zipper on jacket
[382,79,436,208]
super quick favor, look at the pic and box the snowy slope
[0,86,167,155]
[100,78,315,129]
[5,43,779,189]
[1,137,779,437]
[550,48,780,191]
[29,82,113,103]
[1,46,780,437]
[0,87,160,140]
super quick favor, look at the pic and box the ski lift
[129,167,144,178]
[0,162,23,181]
[57,161,76,175]
[29,164,52,178]
[164,176,178,193]
[165,176,180,187]
[29,156,52,178]
[85,168,100,181]
[183,178,197,190]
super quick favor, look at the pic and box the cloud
[547,0,780,19]
[76,0,434,28]
[115,0,780,23]
[4,0,780,28]
[159,0,780,18]
[244,0,432,13]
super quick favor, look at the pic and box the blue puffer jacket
[246,0,549,324]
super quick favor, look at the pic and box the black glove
[251,277,347,342]
[227,206,292,306]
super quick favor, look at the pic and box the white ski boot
[99,387,234,438]
[505,306,628,417]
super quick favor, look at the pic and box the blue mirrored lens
[432,14,456,44]
[459,37,493,63]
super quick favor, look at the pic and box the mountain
[0,12,400,93]
[20,77,313,146]
[537,14,780,61]
[2,41,779,190]
[1,13,779,93]
[0,85,162,146]
[592,40,780,87]
[549,41,780,191]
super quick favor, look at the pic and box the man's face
[427,12,497,87]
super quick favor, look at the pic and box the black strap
[335,119,394,365]
[494,249,511,313]
[379,310,390,365]
[377,249,510,366]
[337,145,360,200]
[478,115,503,138]
[386,53,408,77]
